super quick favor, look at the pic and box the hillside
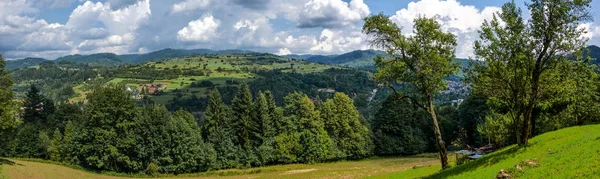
[5,57,49,70]
[56,53,125,67]
[379,124,600,179]
[585,45,600,65]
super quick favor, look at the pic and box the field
[68,54,334,104]
[380,124,600,179]
[0,154,444,179]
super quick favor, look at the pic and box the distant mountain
[282,54,318,60]
[584,45,600,65]
[290,50,387,69]
[6,58,50,70]
[56,53,125,67]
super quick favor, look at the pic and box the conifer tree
[231,84,260,149]
[255,91,274,139]
[202,88,227,141]
[49,128,63,161]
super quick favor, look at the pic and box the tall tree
[255,91,275,139]
[0,54,18,142]
[284,92,334,163]
[321,92,372,159]
[23,85,56,127]
[76,85,138,172]
[470,0,592,145]
[202,88,228,141]
[363,14,458,168]
[49,128,63,161]
[231,84,260,149]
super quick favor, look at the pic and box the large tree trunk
[428,97,449,169]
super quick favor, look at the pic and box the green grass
[68,54,336,105]
[386,124,600,179]
[1,154,442,179]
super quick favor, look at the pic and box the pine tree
[49,128,63,161]
[265,91,285,135]
[23,85,56,127]
[202,88,227,141]
[255,91,274,139]
[231,84,260,149]
[62,120,75,162]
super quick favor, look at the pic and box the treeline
[0,82,375,174]
[10,61,98,102]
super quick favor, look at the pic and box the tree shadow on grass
[422,146,522,179]
[0,158,16,165]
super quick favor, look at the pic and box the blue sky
[1,0,599,60]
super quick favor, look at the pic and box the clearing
[0,154,442,179]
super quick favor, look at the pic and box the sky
[1,0,599,60]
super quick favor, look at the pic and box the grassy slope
[381,124,600,179]
[69,55,333,104]
[0,155,441,179]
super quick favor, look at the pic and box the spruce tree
[254,91,274,139]
[49,128,63,161]
[202,88,227,141]
[231,84,260,149]
[62,120,75,162]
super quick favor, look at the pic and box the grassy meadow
[68,54,334,104]
[379,124,600,179]
[1,154,443,179]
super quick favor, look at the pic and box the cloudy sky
[1,0,599,60]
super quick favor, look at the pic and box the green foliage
[37,131,51,159]
[49,128,63,161]
[457,94,489,147]
[231,84,260,150]
[321,92,373,159]
[0,54,19,147]
[23,85,56,127]
[372,94,427,156]
[202,88,227,141]
[75,85,138,172]
[477,112,512,147]
[363,13,458,169]
[470,0,593,145]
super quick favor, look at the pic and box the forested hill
[585,45,600,64]
[6,48,260,69]
[286,50,473,70]
[6,57,49,70]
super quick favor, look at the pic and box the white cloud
[390,0,501,58]
[310,28,366,53]
[177,15,221,42]
[277,48,292,55]
[171,0,212,13]
[297,0,370,28]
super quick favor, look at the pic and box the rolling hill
[5,57,50,70]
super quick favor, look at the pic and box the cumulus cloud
[171,0,212,13]
[297,0,370,28]
[107,0,143,10]
[277,48,292,55]
[581,23,600,45]
[177,15,221,42]
[310,28,367,53]
[231,0,271,10]
[390,0,500,58]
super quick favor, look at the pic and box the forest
[1,0,600,177]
